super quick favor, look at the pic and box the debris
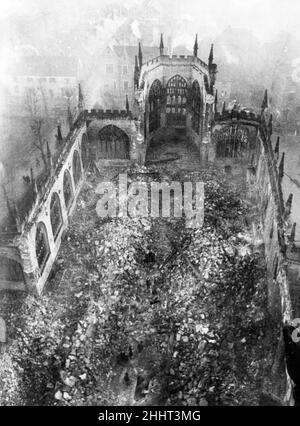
[199,398,208,406]
[0,163,274,406]
[54,391,63,401]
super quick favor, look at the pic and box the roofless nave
[0,35,299,405]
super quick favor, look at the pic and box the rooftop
[110,45,161,61]
[8,56,79,77]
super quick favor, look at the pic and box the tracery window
[35,222,50,272]
[50,192,63,241]
[98,125,130,159]
[214,125,250,158]
[149,79,163,133]
[63,169,74,209]
[72,150,82,187]
[166,75,187,126]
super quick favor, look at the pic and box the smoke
[222,47,239,65]
[131,20,141,40]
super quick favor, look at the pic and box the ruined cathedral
[0,35,300,405]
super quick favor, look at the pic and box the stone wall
[86,114,143,164]
[251,118,300,404]
[211,105,300,403]
[4,123,88,294]
[249,134,291,320]
[0,107,149,294]
[210,108,299,321]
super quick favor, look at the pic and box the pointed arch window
[72,150,82,187]
[214,125,250,158]
[35,222,50,272]
[50,192,63,241]
[98,125,130,159]
[63,169,74,209]
[166,75,187,126]
[149,79,163,133]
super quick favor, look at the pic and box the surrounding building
[4,55,81,118]
[215,81,232,108]
[89,44,160,110]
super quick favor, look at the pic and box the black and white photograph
[0,0,300,411]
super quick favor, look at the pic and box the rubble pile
[0,164,279,406]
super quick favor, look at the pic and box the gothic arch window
[191,80,202,134]
[72,150,82,187]
[149,79,163,133]
[214,125,250,158]
[98,125,130,159]
[81,133,89,170]
[35,222,50,272]
[63,169,74,209]
[50,192,63,241]
[166,75,188,126]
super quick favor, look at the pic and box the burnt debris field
[0,161,280,406]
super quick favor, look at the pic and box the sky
[1,0,300,43]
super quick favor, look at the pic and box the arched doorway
[166,75,187,127]
[191,80,202,135]
[97,125,130,159]
[35,222,50,272]
[50,192,63,241]
[149,79,163,133]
